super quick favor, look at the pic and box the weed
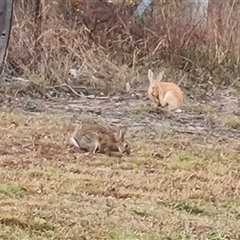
[131,208,147,217]
[0,184,26,198]
[175,201,204,215]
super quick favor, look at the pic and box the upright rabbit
[147,69,183,112]
[70,123,131,157]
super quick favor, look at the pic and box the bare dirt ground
[0,87,240,240]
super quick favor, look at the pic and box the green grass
[0,184,27,199]
[0,105,239,240]
[175,201,204,215]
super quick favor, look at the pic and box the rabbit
[70,123,131,157]
[147,69,183,113]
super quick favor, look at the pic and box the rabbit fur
[147,69,183,112]
[70,123,131,157]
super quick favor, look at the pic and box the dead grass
[5,0,240,98]
[2,1,240,238]
[224,116,240,129]
[0,107,239,240]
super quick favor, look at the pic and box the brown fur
[70,123,131,157]
[147,69,183,111]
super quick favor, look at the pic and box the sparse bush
[6,0,240,95]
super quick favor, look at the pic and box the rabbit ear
[114,126,127,141]
[156,70,165,82]
[148,69,154,83]
[70,137,80,148]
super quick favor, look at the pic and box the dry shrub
[6,0,240,96]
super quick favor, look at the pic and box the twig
[47,84,110,100]
[4,77,30,83]
[72,123,82,138]
[3,77,111,100]
[0,123,16,130]
[230,77,240,87]
[177,75,185,86]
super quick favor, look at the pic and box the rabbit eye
[124,143,129,149]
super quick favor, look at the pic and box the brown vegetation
[6,0,240,96]
[1,1,240,239]
[0,96,240,239]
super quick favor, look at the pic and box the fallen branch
[3,77,119,101]
[46,83,110,100]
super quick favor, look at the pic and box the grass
[0,106,239,240]
[7,0,240,98]
[175,201,204,215]
[0,184,26,199]
[224,116,240,129]
[3,1,240,239]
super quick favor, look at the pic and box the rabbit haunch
[147,69,183,112]
[70,123,131,156]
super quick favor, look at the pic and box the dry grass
[5,0,240,97]
[2,1,240,239]
[0,107,239,240]
[224,116,240,129]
